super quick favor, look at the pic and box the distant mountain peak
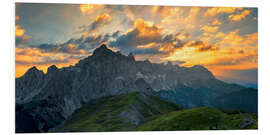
[47,65,58,74]
[28,66,38,72]
[24,66,44,76]
[92,44,115,57]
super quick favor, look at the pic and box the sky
[15,3,258,88]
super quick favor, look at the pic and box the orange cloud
[186,7,200,21]
[134,18,162,38]
[244,32,258,45]
[80,4,104,14]
[176,33,190,40]
[137,42,157,49]
[204,7,243,16]
[15,47,81,77]
[200,25,219,33]
[94,13,111,22]
[228,10,250,22]
[15,16,19,21]
[217,30,244,46]
[212,18,222,25]
[151,6,171,17]
[216,30,257,47]
[15,25,24,37]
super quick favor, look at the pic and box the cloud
[176,33,190,40]
[186,7,200,21]
[186,41,219,52]
[212,18,222,25]
[15,33,115,70]
[216,30,257,47]
[15,47,77,66]
[15,25,24,37]
[151,6,171,17]
[33,34,111,55]
[109,19,163,51]
[228,10,251,22]
[77,13,112,34]
[80,4,104,14]
[244,32,258,45]
[90,14,111,31]
[15,16,20,21]
[15,15,31,46]
[198,44,218,52]
[200,25,219,33]
[16,35,30,45]
[204,7,243,16]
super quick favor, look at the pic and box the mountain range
[15,44,258,133]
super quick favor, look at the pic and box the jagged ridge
[15,44,257,132]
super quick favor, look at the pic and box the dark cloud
[188,41,204,47]
[27,34,111,55]
[162,34,176,43]
[198,44,218,52]
[131,47,162,55]
[109,19,165,53]
[16,35,30,46]
[112,30,121,38]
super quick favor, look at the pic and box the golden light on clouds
[94,13,111,22]
[228,10,251,22]
[212,19,222,25]
[135,19,162,38]
[80,4,104,14]
[15,47,80,77]
[15,25,24,37]
[151,6,171,17]
[200,25,219,33]
[137,43,157,49]
[15,16,19,21]
[15,4,258,84]
[204,7,243,16]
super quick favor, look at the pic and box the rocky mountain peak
[92,44,116,58]
[27,66,38,72]
[23,66,44,77]
[47,65,58,74]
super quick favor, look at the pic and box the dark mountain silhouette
[15,44,258,132]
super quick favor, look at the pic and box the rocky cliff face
[16,44,254,132]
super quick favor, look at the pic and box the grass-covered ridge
[137,107,257,131]
[54,92,183,132]
[53,92,257,132]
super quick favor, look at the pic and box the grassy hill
[53,92,183,132]
[53,92,257,132]
[137,107,257,131]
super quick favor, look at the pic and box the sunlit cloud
[77,13,112,34]
[200,25,219,33]
[80,4,104,14]
[15,4,258,85]
[212,18,222,25]
[228,10,251,22]
[204,7,243,16]
[15,25,24,37]
[151,6,171,17]
[15,15,19,21]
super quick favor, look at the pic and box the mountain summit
[16,44,257,132]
